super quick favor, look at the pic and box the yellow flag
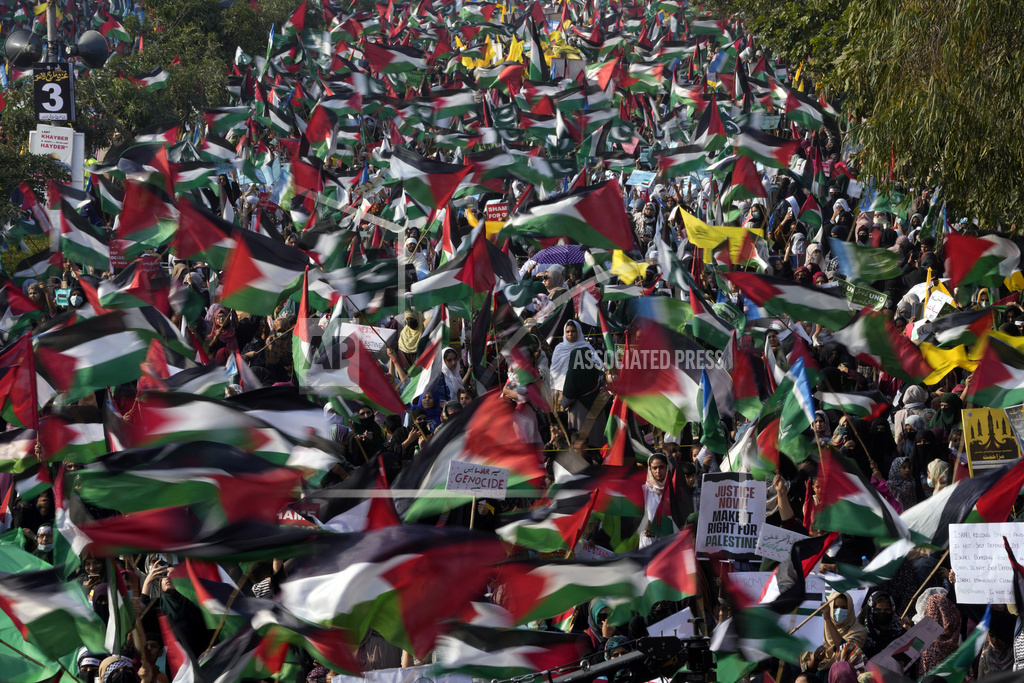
[679,209,764,263]
[919,343,977,385]
[1005,271,1024,292]
[507,36,524,64]
[466,209,480,228]
[611,250,648,284]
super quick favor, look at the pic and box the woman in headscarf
[886,457,917,512]
[814,591,867,671]
[558,321,606,444]
[826,662,857,683]
[435,347,468,403]
[638,453,676,548]
[806,242,826,271]
[920,592,962,675]
[867,419,899,475]
[550,320,599,408]
[894,386,933,439]
[862,591,905,658]
[900,414,928,459]
[584,598,616,662]
[911,430,949,499]
[412,389,443,430]
[543,265,568,300]
[398,311,424,366]
[928,393,963,434]
[813,411,832,447]
[926,459,949,495]
[202,304,238,364]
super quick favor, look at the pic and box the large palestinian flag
[501,180,635,252]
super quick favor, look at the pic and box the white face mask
[70,294,83,308]
[833,608,848,623]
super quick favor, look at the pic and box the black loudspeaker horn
[4,29,43,68]
[72,30,109,69]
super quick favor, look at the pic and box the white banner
[949,522,1024,604]
[695,473,766,558]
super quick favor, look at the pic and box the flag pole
[788,600,828,634]
[899,548,950,621]
[469,495,477,529]
[204,565,255,656]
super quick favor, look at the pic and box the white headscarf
[550,320,598,391]
[440,346,464,398]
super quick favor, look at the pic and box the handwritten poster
[949,522,1024,604]
[756,524,810,563]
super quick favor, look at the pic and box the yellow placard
[963,408,1020,476]
[680,209,764,264]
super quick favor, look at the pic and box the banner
[949,522,1024,604]
[962,408,1019,475]
[695,472,765,559]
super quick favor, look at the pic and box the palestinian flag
[38,413,105,463]
[199,133,239,162]
[918,309,993,349]
[13,251,62,286]
[720,156,767,211]
[699,369,729,454]
[430,89,478,120]
[174,198,237,269]
[686,287,733,350]
[830,309,933,382]
[759,533,839,613]
[944,232,1021,289]
[33,311,149,401]
[776,358,817,461]
[0,336,39,430]
[900,459,1024,547]
[814,390,889,419]
[627,62,665,94]
[502,180,635,252]
[965,335,1024,407]
[783,89,826,130]
[795,195,823,231]
[0,429,37,474]
[731,128,798,169]
[75,442,302,524]
[278,525,507,658]
[129,66,171,91]
[220,229,308,316]
[0,567,106,659]
[610,320,702,434]
[78,506,329,561]
[690,94,727,152]
[656,144,710,178]
[732,344,766,421]
[303,327,406,414]
[203,106,251,136]
[715,574,811,668]
[827,238,903,283]
[526,19,549,82]
[723,271,854,330]
[115,181,176,259]
[292,269,313,387]
[96,261,170,314]
[824,537,918,593]
[408,228,517,310]
[60,202,110,270]
[392,392,546,521]
[291,463,400,534]
[399,323,446,404]
[813,448,910,542]
[98,15,130,42]
[436,624,585,679]
[495,491,596,553]
[363,42,428,73]
[390,146,470,211]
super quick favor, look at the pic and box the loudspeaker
[4,29,43,68]
[71,30,109,69]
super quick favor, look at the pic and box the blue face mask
[833,608,848,623]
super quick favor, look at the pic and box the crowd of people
[2,0,1024,683]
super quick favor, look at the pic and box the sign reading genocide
[34,63,75,123]
[695,472,765,559]
[445,460,509,500]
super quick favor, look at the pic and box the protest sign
[626,170,656,187]
[1002,405,1024,453]
[755,524,809,563]
[836,279,888,311]
[445,460,509,500]
[949,522,1024,604]
[731,572,867,649]
[647,607,696,638]
[334,665,470,683]
[961,408,1019,475]
[574,540,615,560]
[869,617,943,674]
[333,323,397,361]
[695,472,765,559]
[923,290,956,322]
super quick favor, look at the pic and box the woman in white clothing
[638,453,676,548]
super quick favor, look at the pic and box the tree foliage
[711,0,1024,228]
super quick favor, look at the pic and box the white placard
[730,572,868,650]
[949,522,1024,604]
[755,524,810,563]
[334,322,397,359]
[869,616,944,674]
[445,460,509,500]
[647,607,695,638]
[574,539,615,560]
[695,473,766,558]
[923,290,954,322]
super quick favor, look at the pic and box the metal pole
[45,0,59,62]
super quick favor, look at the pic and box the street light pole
[45,0,59,63]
